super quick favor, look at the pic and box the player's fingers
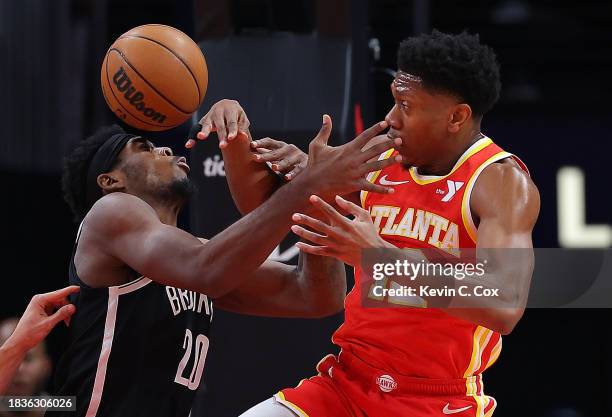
[335,195,370,220]
[199,122,213,140]
[360,180,395,195]
[185,123,202,148]
[249,148,270,161]
[195,113,214,140]
[350,121,388,151]
[44,296,72,313]
[227,121,239,141]
[193,123,214,147]
[362,136,400,161]
[359,154,403,175]
[251,137,287,150]
[38,292,73,316]
[252,153,272,163]
[252,147,271,153]
[295,242,335,257]
[273,154,301,172]
[238,111,250,133]
[292,213,335,236]
[309,195,350,226]
[290,225,330,246]
[309,115,333,149]
[39,286,80,304]
[225,107,240,140]
[254,148,288,163]
[284,164,305,181]
[210,111,228,147]
[45,304,76,328]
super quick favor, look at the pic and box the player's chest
[364,170,469,254]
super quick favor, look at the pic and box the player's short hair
[397,29,501,116]
[62,124,126,222]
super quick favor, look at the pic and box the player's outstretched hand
[250,138,308,181]
[9,286,80,352]
[291,195,393,266]
[185,99,250,149]
[304,115,403,198]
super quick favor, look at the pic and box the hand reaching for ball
[185,99,251,149]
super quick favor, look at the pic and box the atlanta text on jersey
[370,206,460,255]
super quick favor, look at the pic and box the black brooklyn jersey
[51,228,213,417]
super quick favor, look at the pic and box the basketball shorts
[275,351,497,417]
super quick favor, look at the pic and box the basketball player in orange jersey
[218,30,540,417]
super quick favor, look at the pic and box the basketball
[100,24,208,131]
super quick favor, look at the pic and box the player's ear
[97,171,126,193]
[448,103,472,133]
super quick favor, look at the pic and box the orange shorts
[275,351,497,417]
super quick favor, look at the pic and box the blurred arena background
[1,1,610,416]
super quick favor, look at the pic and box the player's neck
[139,195,181,226]
[417,127,484,176]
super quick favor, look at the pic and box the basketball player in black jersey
[51,99,401,417]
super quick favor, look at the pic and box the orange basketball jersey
[333,136,528,390]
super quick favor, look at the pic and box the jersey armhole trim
[461,151,513,244]
[117,276,152,293]
[274,391,311,417]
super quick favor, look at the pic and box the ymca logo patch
[441,180,465,202]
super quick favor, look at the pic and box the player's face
[118,137,192,202]
[385,79,457,168]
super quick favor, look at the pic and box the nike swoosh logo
[378,175,410,186]
[443,404,473,415]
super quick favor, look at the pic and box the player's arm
[246,134,391,208]
[180,103,346,315]
[185,99,284,214]
[88,119,397,298]
[0,341,25,395]
[221,133,283,214]
[85,191,310,299]
[450,160,540,334]
[196,238,345,318]
[187,99,389,213]
[212,134,390,315]
[185,99,390,213]
[0,287,79,394]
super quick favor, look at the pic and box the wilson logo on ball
[112,67,167,124]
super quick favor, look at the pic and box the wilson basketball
[100,24,208,131]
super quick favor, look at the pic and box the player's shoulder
[479,158,537,195]
[472,157,540,216]
[88,192,155,218]
[84,192,158,235]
